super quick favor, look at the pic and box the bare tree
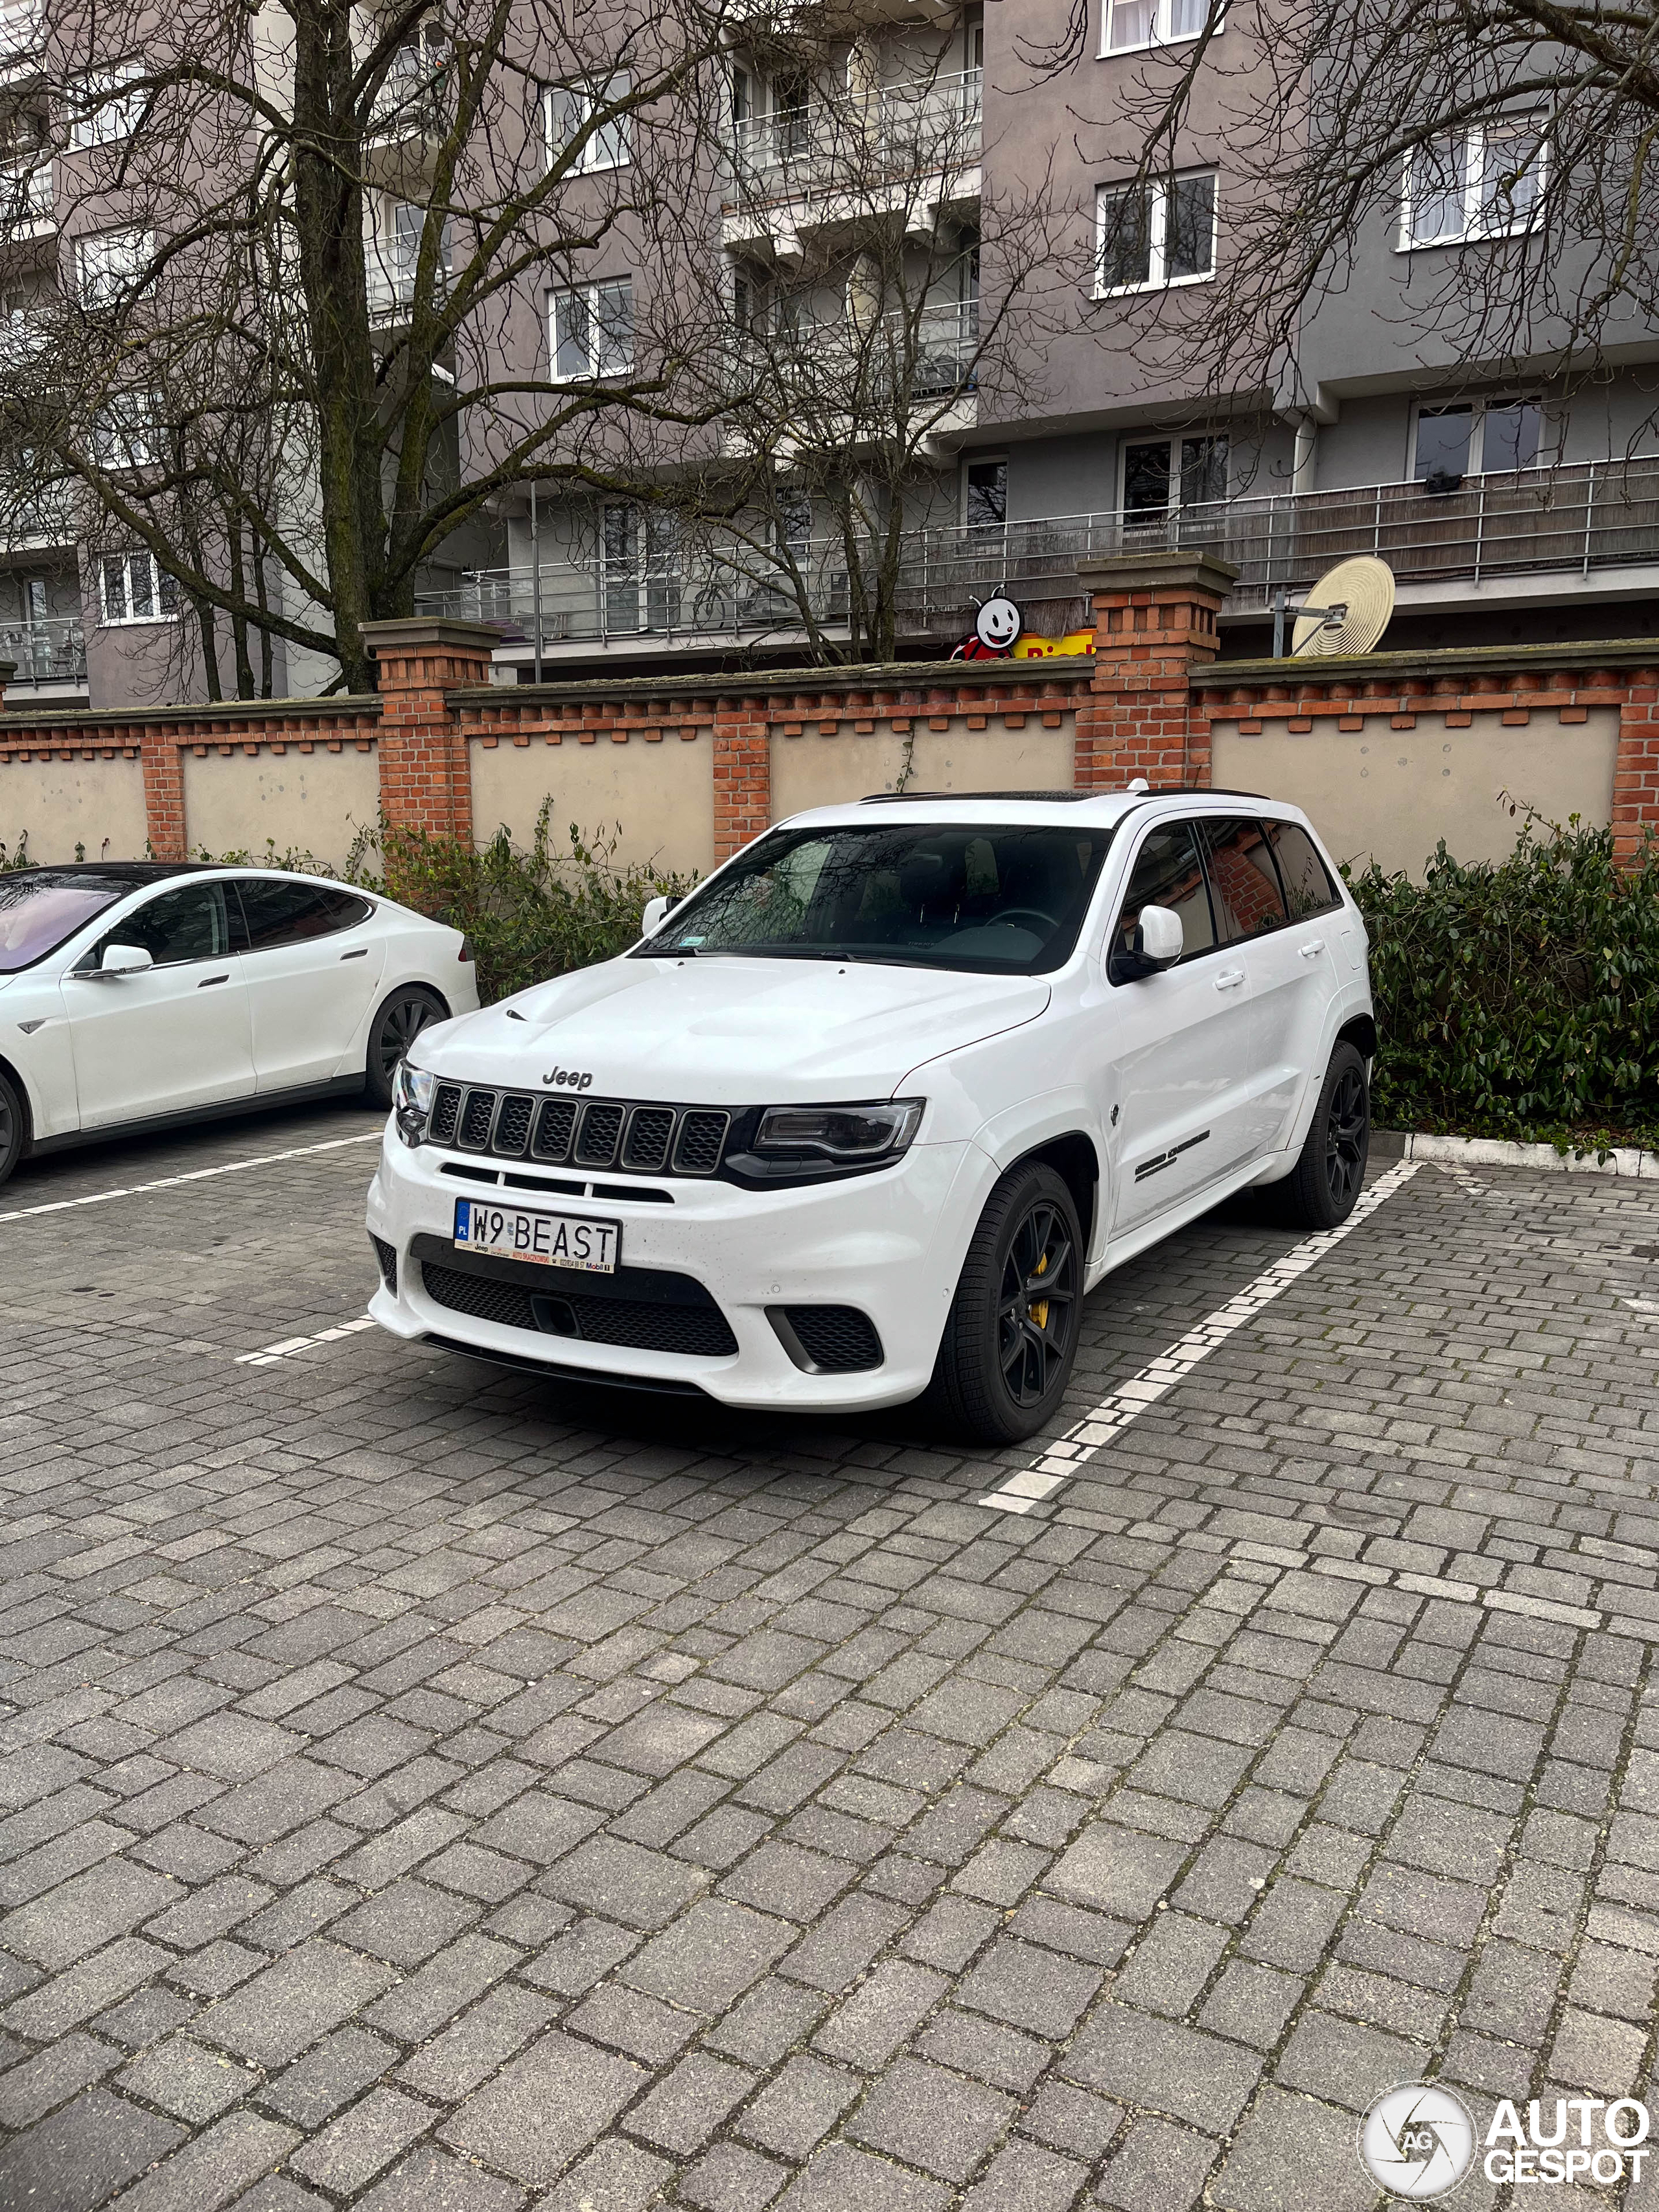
[1,0,741,692]
[1024,0,1659,420]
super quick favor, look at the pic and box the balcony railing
[417,457,1659,651]
[729,69,982,198]
[0,0,43,66]
[0,614,86,682]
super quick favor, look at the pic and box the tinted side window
[1111,823,1216,966]
[96,882,231,967]
[237,879,371,950]
[1200,817,1289,942]
[1262,821,1341,920]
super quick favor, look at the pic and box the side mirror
[95,943,154,978]
[640,894,679,937]
[1108,903,1183,984]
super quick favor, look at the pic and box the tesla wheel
[0,1069,24,1190]
[1271,1040,1370,1229]
[365,986,448,1109]
[926,1161,1083,1444]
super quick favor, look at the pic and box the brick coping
[451,656,1100,708]
[1195,638,1659,688]
[0,694,382,733]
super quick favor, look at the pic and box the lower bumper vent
[369,1234,398,1295]
[771,1305,884,1373]
[419,1252,737,1359]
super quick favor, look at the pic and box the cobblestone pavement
[3,1101,1659,2212]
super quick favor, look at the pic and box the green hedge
[1348,819,1659,1148]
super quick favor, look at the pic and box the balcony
[417,456,1659,666]
[0,156,52,239]
[0,614,86,686]
[0,0,42,77]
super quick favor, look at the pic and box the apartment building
[5,0,1658,712]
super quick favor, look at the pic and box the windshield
[636,822,1117,974]
[0,874,130,973]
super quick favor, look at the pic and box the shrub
[343,802,695,1004]
[1348,817,1659,1147]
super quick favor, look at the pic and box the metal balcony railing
[416,457,1659,652]
[732,297,979,402]
[0,157,51,227]
[0,0,42,65]
[728,68,981,198]
[0,614,86,682]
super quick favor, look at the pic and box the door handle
[198,974,231,988]
[1299,940,1326,959]
[341,948,369,961]
[1214,969,1246,991]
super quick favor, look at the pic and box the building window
[1096,174,1216,294]
[68,65,143,149]
[89,392,159,470]
[964,457,1006,531]
[550,279,634,380]
[545,73,632,173]
[98,550,178,624]
[1411,398,1543,483]
[74,226,152,307]
[1122,434,1228,518]
[1402,122,1545,248]
[1101,0,1214,53]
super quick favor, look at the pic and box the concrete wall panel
[182,743,379,868]
[771,714,1074,820]
[0,752,149,863]
[470,732,716,878]
[1212,708,1619,876]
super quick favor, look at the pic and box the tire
[0,1068,24,1191]
[1270,1040,1370,1229]
[925,1161,1084,1445]
[365,986,448,1109]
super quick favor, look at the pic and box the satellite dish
[1290,556,1396,657]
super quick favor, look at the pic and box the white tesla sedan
[0,862,478,1185]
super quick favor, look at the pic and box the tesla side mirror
[641,894,679,937]
[1108,904,1183,984]
[97,943,154,977]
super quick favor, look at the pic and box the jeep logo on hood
[542,1066,594,1089]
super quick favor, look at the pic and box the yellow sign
[1010,631,1096,658]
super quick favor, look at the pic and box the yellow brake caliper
[1030,1250,1049,1331]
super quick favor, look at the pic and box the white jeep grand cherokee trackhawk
[367,789,1375,1442]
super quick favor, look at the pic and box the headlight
[752,1099,923,1163]
[392,1059,437,1144]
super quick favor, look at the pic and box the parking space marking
[978,1158,1425,1513]
[236,1314,380,1366]
[0,1129,381,1226]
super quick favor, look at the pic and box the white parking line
[0,1130,381,1226]
[979,1158,1425,1514]
[237,1315,379,1367]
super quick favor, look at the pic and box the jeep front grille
[426,1085,733,1180]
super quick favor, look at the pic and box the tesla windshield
[0,874,129,973]
[636,822,1117,974]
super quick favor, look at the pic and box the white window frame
[548,277,634,381]
[97,549,178,625]
[544,71,632,174]
[89,391,159,470]
[1100,0,1220,56]
[1408,394,1551,479]
[1095,173,1217,296]
[67,65,144,150]
[1399,121,1547,250]
[74,225,152,307]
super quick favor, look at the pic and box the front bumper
[364,1124,988,1410]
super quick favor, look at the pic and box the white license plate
[453,1197,620,1273]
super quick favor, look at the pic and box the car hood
[415,955,1050,1104]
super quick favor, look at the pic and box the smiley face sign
[952,592,1025,659]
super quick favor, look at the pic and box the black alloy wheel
[924,1160,1084,1443]
[1271,1039,1371,1229]
[997,1195,1078,1408]
[0,1068,23,1190]
[365,986,447,1110]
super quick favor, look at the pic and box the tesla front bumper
[365,1125,988,1410]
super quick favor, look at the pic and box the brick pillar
[1073,551,1238,792]
[141,725,187,859]
[361,618,500,839]
[1614,673,1659,865]
[713,697,771,861]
